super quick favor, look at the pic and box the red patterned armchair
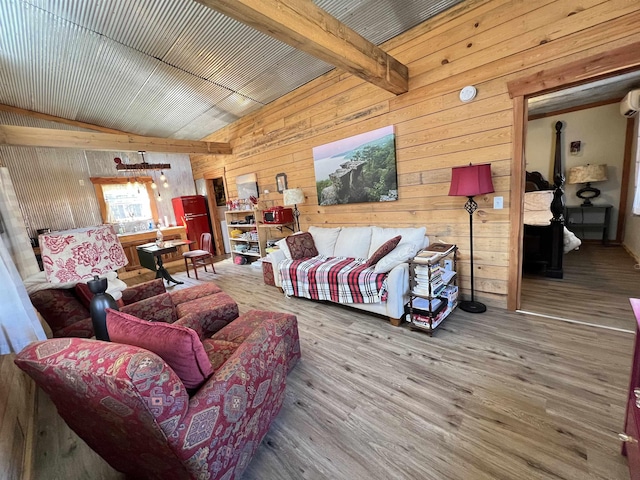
[15,310,301,480]
[29,279,237,339]
[119,281,239,339]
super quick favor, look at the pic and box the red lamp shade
[448,164,495,197]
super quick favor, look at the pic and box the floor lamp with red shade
[448,163,494,314]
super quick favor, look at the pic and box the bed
[522,122,580,278]
[523,172,581,277]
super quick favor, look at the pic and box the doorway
[507,42,640,314]
[519,96,638,330]
[205,175,231,255]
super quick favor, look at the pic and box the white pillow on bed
[563,228,582,253]
[524,190,554,226]
[524,190,554,211]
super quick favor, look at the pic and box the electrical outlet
[79,179,84,186]
[493,196,503,209]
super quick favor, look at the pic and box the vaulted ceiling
[1,0,464,142]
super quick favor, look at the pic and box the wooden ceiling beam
[195,0,408,95]
[0,125,232,154]
[0,103,132,135]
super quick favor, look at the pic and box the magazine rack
[406,244,458,335]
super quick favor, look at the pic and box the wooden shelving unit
[225,209,294,263]
[406,246,458,334]
[225,210,262,263]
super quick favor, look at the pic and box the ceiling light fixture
[114,151,171,189]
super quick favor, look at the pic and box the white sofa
[267,225,428,325]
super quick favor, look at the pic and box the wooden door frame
[203,169,228,256]
[507,41,640,311]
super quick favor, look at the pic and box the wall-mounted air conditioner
[620,89,640,117]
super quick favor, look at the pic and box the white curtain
[0,168,39,279]
[0,167,46,354]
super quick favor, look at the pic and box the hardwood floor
[521,243,639,331]
[32,257,635,479]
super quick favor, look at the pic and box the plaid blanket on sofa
[279,256,388,304]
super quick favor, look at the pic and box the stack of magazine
[412,243,456,264]
[412,264,456,297]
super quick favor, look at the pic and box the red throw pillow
[365,235,402,267]
[285,232,318,260]
[106,308,213,390]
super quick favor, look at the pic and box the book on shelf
[412,283,447,297]
[406,312,445,330]
[412,243,455,264]
[440,285,458,304]
[408,304,455,330]
[414,264,443,274]
[411,297,444,312]
[415,269,453,282]
[423,243,455,255]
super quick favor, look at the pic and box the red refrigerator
[172,195,214,252]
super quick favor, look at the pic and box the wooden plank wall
[191,0,640,308]
[0,354,36,480]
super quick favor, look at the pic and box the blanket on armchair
[280,255,388,304]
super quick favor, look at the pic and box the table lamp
[567,164,607,206]
[39,224,128,340]
[283,188,305,232]
[448,163,494,314]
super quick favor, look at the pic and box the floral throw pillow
[285,232,319,260]
[365,235,402,267]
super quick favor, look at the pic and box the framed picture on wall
[236,173,259,200]
[212,177,226,206]
[312,125,398,205]
[276,173,287,193]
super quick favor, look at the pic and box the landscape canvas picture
[313,125,398,205]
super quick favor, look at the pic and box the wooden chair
[183,232,216,279]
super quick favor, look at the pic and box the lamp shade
[283,188,305,206]
[567,164,607,184]
[448,164,495,197]
[39,224,128,283]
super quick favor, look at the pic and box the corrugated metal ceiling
[1,0,464,140]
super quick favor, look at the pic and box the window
[103,183,152,222]
[91,177,158,229]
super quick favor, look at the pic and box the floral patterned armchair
[29,279,237,339]
[15,310,301,480]
[119,281,239,339]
